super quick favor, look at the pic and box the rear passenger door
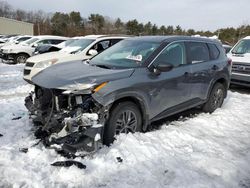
[186,41,220,100]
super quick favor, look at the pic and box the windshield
[90,39,160,68]
[57,38,78,48]
[25,38,39,45]
[232,39,250,54]
[60,38,94,53]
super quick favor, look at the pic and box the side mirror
[88,49,98,56]
[32,43,38,48]
[154,62,173,74]
[15,41,19,44]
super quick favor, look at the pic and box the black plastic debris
[0,133,3,137]
[116,157,123,163]
[34,127,49,139]
[19,148,28,153]
[12,116,22,120]
[51,160,86,169]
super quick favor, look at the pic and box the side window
[50,39,65,45]
[17,37,30,42]
[36,39,51,45]
[89,40,111,53]
[207,43,220,60]
[154,42,186,67]
[187,42,209,64]
[110,39,122,46]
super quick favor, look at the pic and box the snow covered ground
[0,62,250,188]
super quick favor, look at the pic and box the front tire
[202,83,226,113]
[103,101,142,146]
[14,53,29,64]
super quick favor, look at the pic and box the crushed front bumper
[0,52,15,61]
[25,90,107,155]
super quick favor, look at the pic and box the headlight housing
[61,83,97,91]
[2,49,9,53]
[34,59,58,69]
[61,82,108,94]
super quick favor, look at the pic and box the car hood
[227,53,250,63]
[60,46,82,53]
[32,60,135,89]
[1,44,31,50]
[27,51,75,63]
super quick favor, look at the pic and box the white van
[227,36,250,87]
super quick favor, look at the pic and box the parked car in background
[23,35,128,84]
[25,36,231,154]
[33,37,80,55]
[227,36,250,87]
[0,35,32,48]
[0,34,18,43]
[223,44,232,53]
[0,35,68,64]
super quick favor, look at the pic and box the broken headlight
[61,82,108,94]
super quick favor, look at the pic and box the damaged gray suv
[25,36,231,155]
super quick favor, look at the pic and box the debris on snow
[51,160,86,169]
[12,116,22,120]
[116,157,123,163]
[19,148,28,153]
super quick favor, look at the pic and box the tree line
[1,0,250,45]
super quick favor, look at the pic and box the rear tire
[14,53,29,64]
[103,101,142,146]
[202,83,225,113]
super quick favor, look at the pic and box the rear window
[17,37,31,42]
[208,43,220,60]
[186,42,210,64]
[25,38,39,45]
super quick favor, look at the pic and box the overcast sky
[6,0,250,31]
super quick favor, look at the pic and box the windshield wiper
[94,64,111,69]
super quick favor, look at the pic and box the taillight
[227,58,232,66]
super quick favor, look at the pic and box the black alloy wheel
[103,101,142,146]
[203,83,226,113]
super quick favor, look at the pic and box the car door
[148,41,193,120]
[185,41,218,100]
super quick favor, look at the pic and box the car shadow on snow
[229,84,250,95]
[1,59,16,65]
[149,107,202,131]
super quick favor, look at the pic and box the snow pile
[0,63,33,98]
[0,63,250,188]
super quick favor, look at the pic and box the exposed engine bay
[25,85,110,156]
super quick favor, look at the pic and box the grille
[23,69,31,75]
[25,62,35,67]
[232,62,250,74]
